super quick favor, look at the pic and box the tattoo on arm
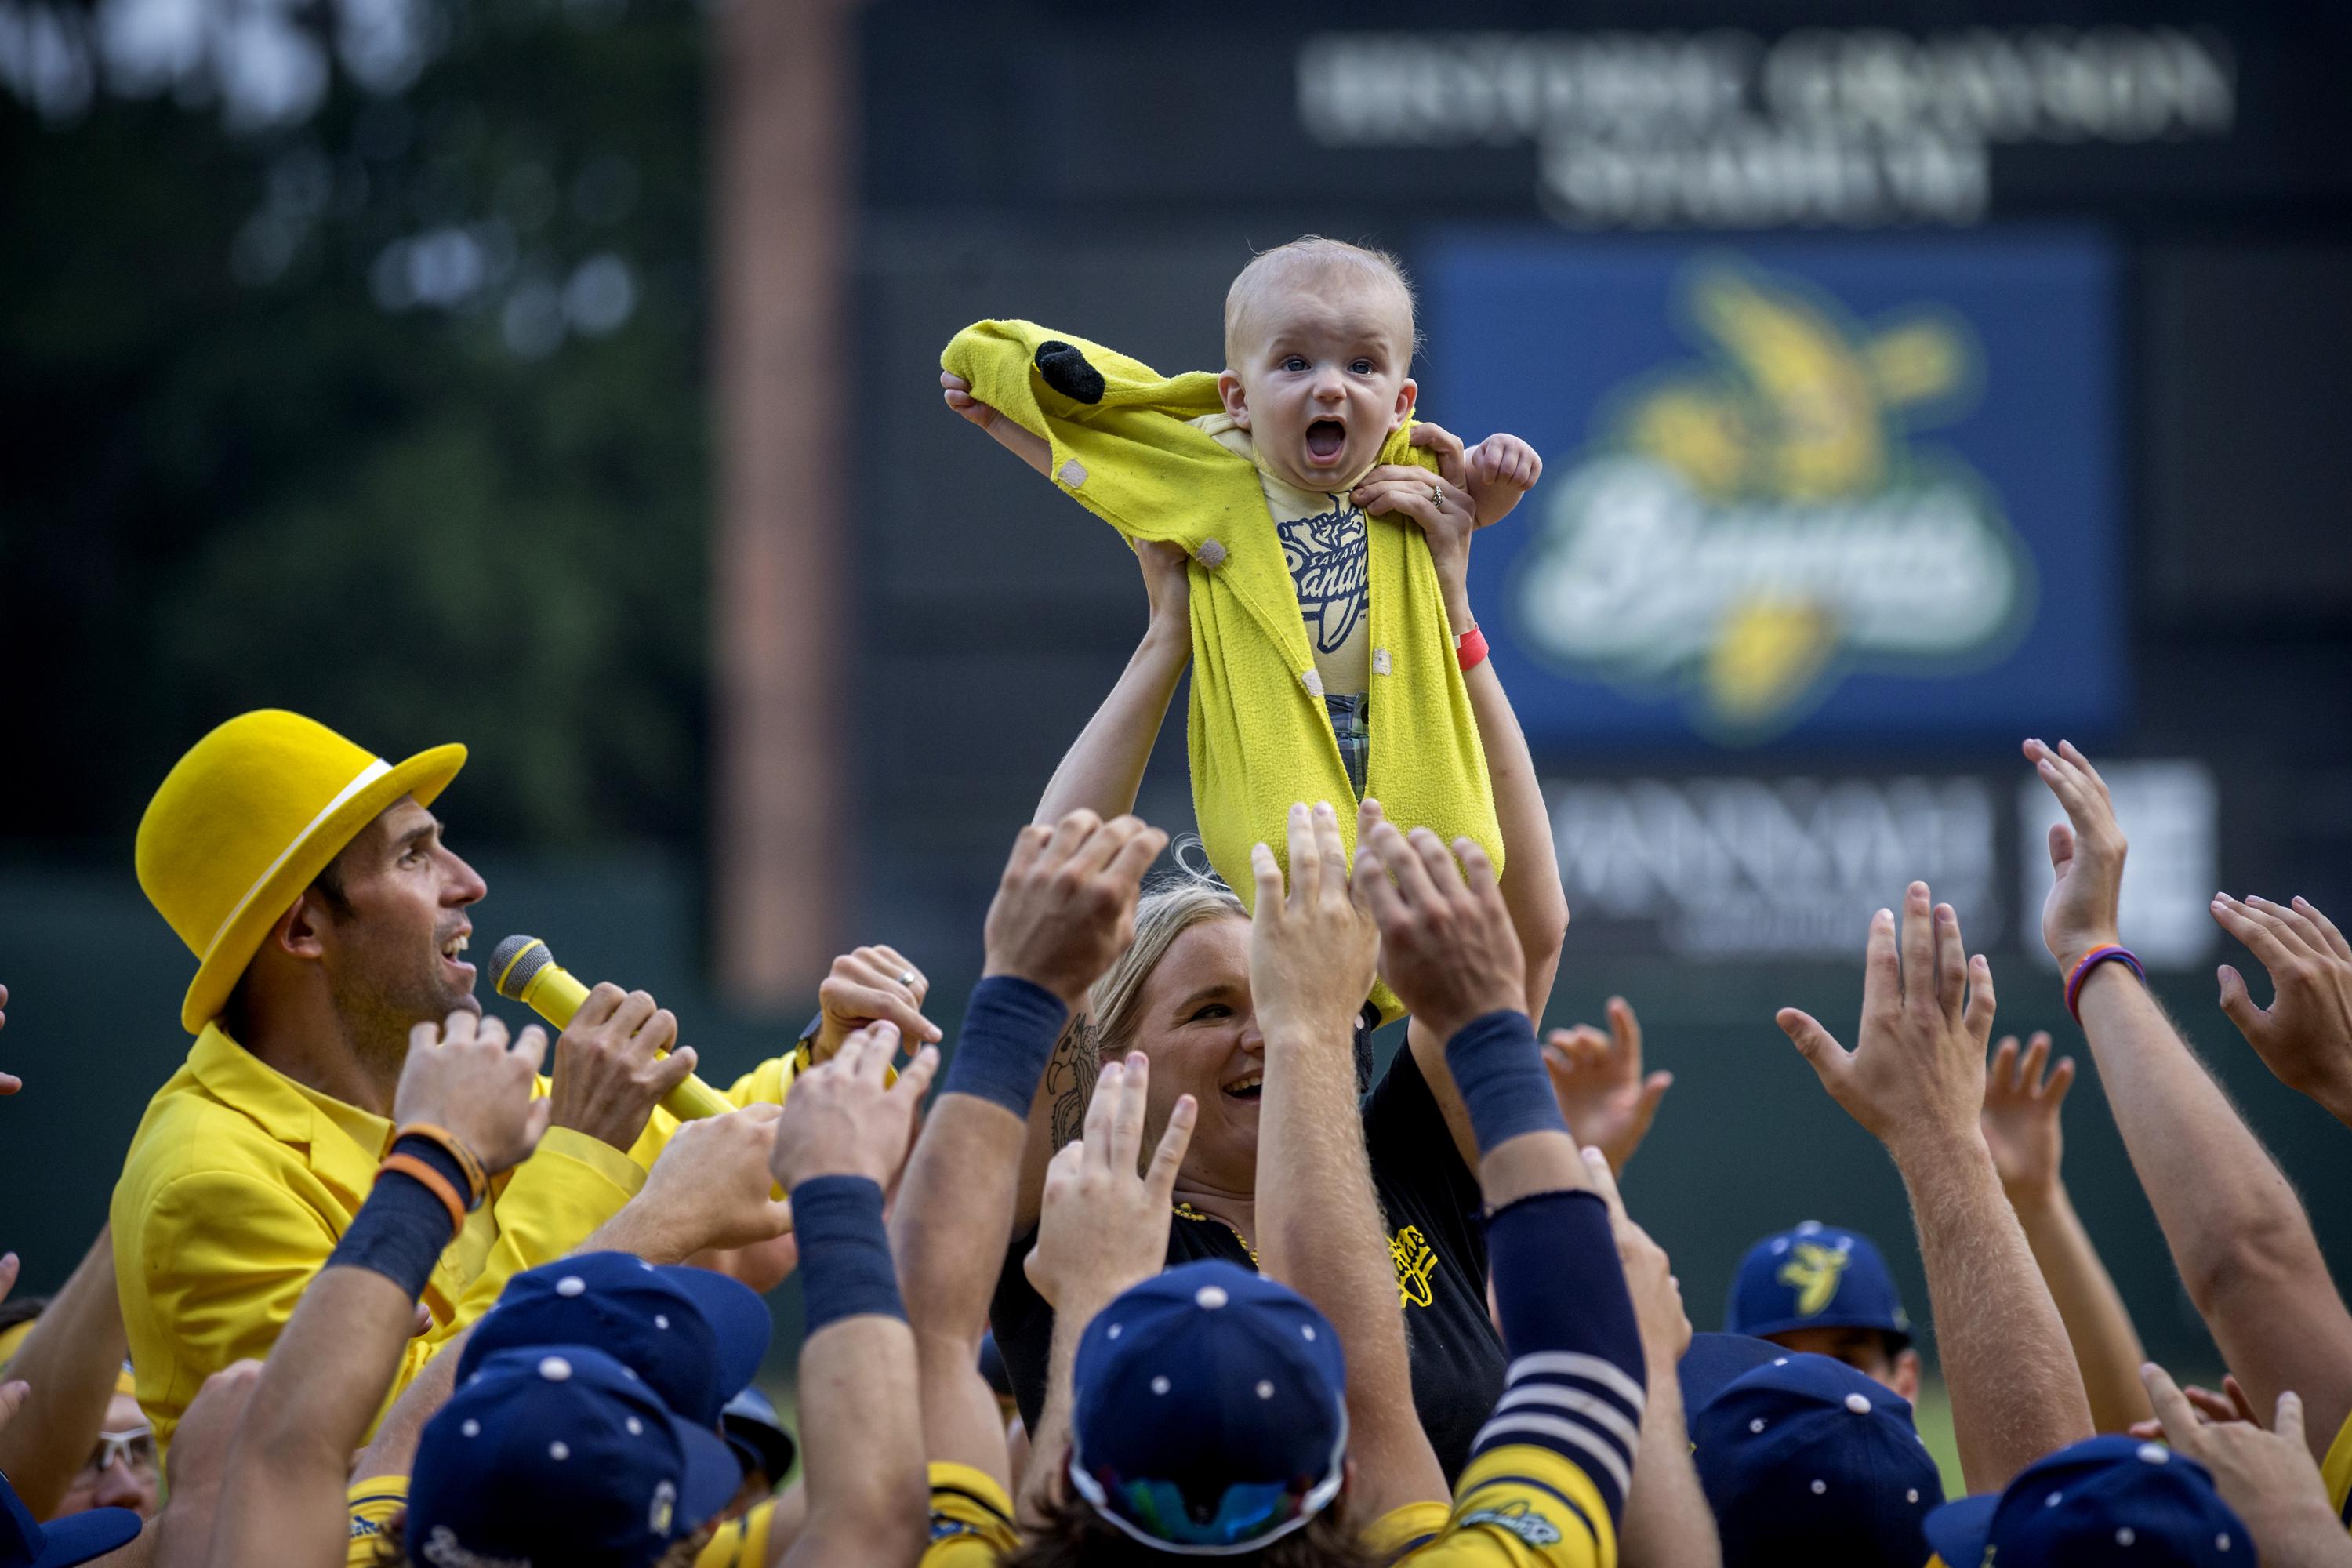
[1047,1016,1102,1152]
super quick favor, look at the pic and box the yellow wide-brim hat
[137,710,466,1034]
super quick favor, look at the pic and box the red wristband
[1457,624,1490,673]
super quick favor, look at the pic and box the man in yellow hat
[113,710,804,1449]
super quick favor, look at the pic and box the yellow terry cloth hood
[943,320,1502,1022]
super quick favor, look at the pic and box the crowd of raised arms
[5,252,2352,1563]
[9,718,2352,1568]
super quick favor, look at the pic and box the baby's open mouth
[1304,419,1346,463]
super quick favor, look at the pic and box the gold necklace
[1171,1201,1258,1267]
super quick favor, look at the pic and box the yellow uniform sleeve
[1393,1443,1617,1568]
[924,1461,1021,1567]
[346,1475,409,1566]
[2322,1406,2352,1527]
[724,1054,804,1110]
[128,1167,339,1448]
[695,1499,777,1566]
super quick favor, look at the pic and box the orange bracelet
[394,1123,488,1208]
[379,1152,469,1237]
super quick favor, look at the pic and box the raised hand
[1980,1032,2074,1202]
[771,1022,940,1193]
[1544,998,1671,1175]
[2132,1374,2259,1441]
[1351,815,1528,1044]
[633,1105,797,1256]
[395,1010,553,1176]
[1777,882,1998,1159]
[941,370,1051,476]
[2024,739,2127,971]
[546,984,698,1152]
[1248,802,1379,1045]
[1464,431,1542,526]
[1023,1055,1196,1312]
[982,809,1168,1008]
[2209,894,2352,1120]
[2142,1364,2352,1567]
[165,1358,263,1503]
[1135,539,1191,640]
[810,944,943,1062]
[1352,423,1478,587]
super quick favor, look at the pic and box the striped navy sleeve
[1470,1188,1648,1524]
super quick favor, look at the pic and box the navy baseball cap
[1923,1435,2249,1567]
[1685,1342,1942,1568]
[459,1251,770,1426]
[411,1346,742,1568]
[1726,1221,1913,1346]
[720,1385,797,1486]
[1068,1261,1348,1555]
[0,1475,140,1568]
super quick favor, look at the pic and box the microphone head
[490,935,554,1001]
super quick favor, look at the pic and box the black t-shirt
[988,1044,1505,1482]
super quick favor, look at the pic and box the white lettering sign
[1548,775,1998,957]
[1298,27,2233,227]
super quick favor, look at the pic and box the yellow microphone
[488,935,735,1122]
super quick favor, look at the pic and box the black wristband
[391,1133,478,1211]
[793,1175,905,1335]
[328,1169,454,1301]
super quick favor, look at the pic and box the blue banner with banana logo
[1430,231,2122,747]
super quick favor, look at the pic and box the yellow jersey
[117,1022,798,1448]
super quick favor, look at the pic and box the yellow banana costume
[942,321,1502,1020]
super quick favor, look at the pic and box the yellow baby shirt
[942,319,1503,1020]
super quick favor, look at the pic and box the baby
[946,238,1538,800]
[939,238,1544,1013]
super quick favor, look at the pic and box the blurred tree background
[1,0,711,857]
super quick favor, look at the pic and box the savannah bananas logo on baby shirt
[1512,261,2033,739]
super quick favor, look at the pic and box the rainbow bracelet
[2065,943,2147,1022]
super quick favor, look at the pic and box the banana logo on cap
[1777,1240,1857,1318]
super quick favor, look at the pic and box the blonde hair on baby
[1223,235,1419,368]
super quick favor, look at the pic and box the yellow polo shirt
[116,1023,796,1448]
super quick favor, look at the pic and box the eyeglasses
[78,1425,157,1480]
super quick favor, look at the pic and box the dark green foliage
[0,0,710,855]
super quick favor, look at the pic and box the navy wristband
[1445,1010,1570,1157]
[390,1133,476,1210]
[793,1175,904,1336]
[328,1169,453,1301]
[938,975,1070,1118]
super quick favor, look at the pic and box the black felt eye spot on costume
[1034,339,1106,405]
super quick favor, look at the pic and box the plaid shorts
[1325,691,1369,801]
